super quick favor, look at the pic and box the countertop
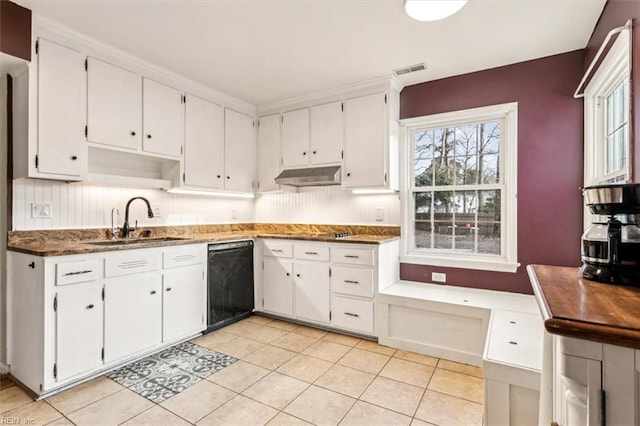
[527,264,640,349]
[7,223,400,257]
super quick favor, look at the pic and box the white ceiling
[16,0,606,107]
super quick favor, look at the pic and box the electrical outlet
[432,272,446,283]
[375,208,385,222]
[152,204,162,218]
[31,203,52,218]
[231,209,238,220]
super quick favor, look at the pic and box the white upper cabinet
[35,38,85,179]
[86,57,141,150]
[310,101,343,165]
[184,94,224,189]
[343,92,388,188]
[280,104,342,169]
[224,108,256,192]
[281,108,310,168]
[257,114,281,192]
[142,78,184,158]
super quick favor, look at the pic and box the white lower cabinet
[54,282,103,382]
[294,261,330,324]
[551,335,640,426]
[8,243,206,397]
[104,273,162,364]
[262,257,293,316]
[163,267,205,342]
[257,239,398,337]
[330,296,374,334]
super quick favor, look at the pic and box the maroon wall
[585,0,640,181]
[400,50,586,294]
[0,1,31,61]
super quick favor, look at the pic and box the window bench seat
[375,280,543,425]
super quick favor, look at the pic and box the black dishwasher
[206,240,254,333]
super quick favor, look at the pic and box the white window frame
[584,29,631,187]
[400,102,519,273]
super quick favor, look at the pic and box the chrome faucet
[122,197,154,238]
[111,207,120,239]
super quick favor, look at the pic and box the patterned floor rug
[107,341,236,403]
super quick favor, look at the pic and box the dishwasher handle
[208,240,254,252]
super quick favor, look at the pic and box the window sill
[400,254,520,273]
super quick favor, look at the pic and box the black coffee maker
[580,183,640,285]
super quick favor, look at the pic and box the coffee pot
[580,183,640,285]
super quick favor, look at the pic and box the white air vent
[394,63,427,76]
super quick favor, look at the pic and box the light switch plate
[432,272,446,283]
[231,209,238,220]
[152,204,162,218]
[31,203,52,218]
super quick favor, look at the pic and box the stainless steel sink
[87,237,186,246]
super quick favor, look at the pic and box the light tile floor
[0,315,485,425]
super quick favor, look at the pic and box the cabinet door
[556,353,602,426]
[224,109,256,192]
[87,57,140,150]
[281,108,309,168]
[262,258,293,316]
[37,38,84,178]
[257,114,281,192]
[163,267,205,342]
[343,92,387,188]
[310,101,342,165]
[55,284,102,382]
[294,262,330,324]
[184,94,224,189]
[142,78,184,158]
[103,273,162,363]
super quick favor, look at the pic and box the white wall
[13,180,401,230]
[12,179,254,230]
[254,186,401,225]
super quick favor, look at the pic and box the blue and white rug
[107,341,236,403]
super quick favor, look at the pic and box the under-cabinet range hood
[275,166,341,187]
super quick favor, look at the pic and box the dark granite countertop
[7,223,400,257]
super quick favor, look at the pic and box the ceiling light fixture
[404,0,467,22]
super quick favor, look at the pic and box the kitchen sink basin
[87,237,186,246]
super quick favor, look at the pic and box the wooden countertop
[527,264,640,349]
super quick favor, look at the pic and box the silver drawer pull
[174,254,195,262]
[344,255,360,259]
[344,280,360,284]
[63,270,93,276]
[304,251,318,255]
[344,312,360,318]
[272,249,283,253]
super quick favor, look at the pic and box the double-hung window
[584,26,631,185]
[401,103,518,272]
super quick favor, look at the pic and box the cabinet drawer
[163,245,203,269]
[331,266,373,298]
[105,250,159,277]
[331,247,374,266]
[263,240,293,258]
[295,245,330,262]
[331,296,374,335]
[56,259,99,286]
